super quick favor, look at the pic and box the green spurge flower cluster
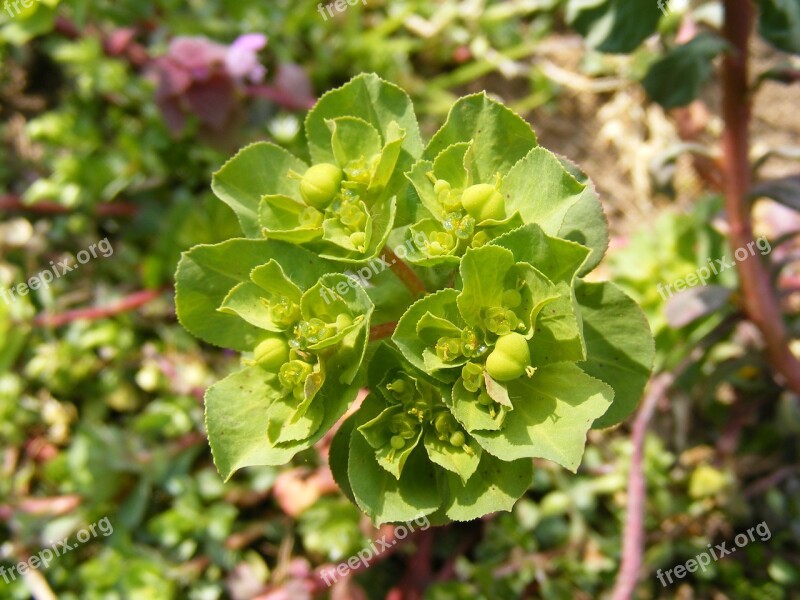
[175,74,654,524]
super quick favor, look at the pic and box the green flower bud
[390,413,418,439]
[449,431,465,447]
[279,359,313,389]
[460,327,485,358]
[299,163,342,209]
[253,335,290,371]
[461,361,484,392]
[262,295,301,330]
[299,206,323,228]
[433,179,451,196]
[435,336,462,362]
[335,313,353,331]
[344,157,371,187]
[484,306,519,336]
[338,201,368,231]
[461,183,505,222]
[294,318,336,347]
[478,389,495,406]
[485,332,531,382]
[349,231,366,250]
[424,231,456,256]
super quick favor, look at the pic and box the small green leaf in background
[757,0,800,54]
[642,33,730,109]
[566,0,663,54]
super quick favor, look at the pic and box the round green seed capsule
[434,412,451,434]
[461,183,505,222]
[433,179,451,196]
[253,335,290,371]
[299,163,343,209]
[449,431,465,447]
[390,435,406,450]
[485,332,531,382]
[349,231,366,250]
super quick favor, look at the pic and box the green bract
[175,73,654,524]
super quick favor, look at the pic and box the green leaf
[317,197,397,263]
[218,260,303,333]
[501,148,586,235]
[266,395,325,445]
[575,280,654,428]
[642,34,730,109]
[423,428,481,484]
[449,378,509,432]
[259,194,323,243]
[212,142,307,237]
[470,363,614,471]
[206,364,361,480]
[348,396,441,524]
[757,0,800,54]
[557,178,609,275]
[305,73,423,221]
[393,289,465,379]
[327,116,383,167]
[175,240,332,351]
[457,246,517,327]
[442,453,532,521]
[490,223,590,286]
[370,121,406,193]
[329,411,359,504]
[566,0,662,53]
[359,406,423,479]
[424,93,538,182]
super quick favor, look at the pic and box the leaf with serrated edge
[212,142,308,237]
[348,395,440,524]
[470,363,613,471]
[442,453,532,521]
[575,280,654,429]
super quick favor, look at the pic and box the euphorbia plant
[175,73,654,524]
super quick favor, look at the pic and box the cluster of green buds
[358,366,479,478]
[288,161,372,252]
[434,326,488,364]
[433,410,472,454]
[415,172,508,258]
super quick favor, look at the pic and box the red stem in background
[720,0,800,394]
[0,195,138,218]
[610,373,670,600]
[34,288,167,328]
[369,321,398,341]
[383,246,427,299]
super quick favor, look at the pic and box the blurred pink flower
[226,33,268,83]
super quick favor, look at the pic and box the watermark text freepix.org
[3,0,42,18]
[657,236,771,301]
[320,515,430,586]
[317,0,367,21]
[1,237,114,305]
[319,231,431,305]
[656,520,770,587]
[0,516,113,584]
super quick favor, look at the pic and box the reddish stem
[34,288,167,328]
[369,321,398,341]
[720,0,800,394]
[0,195,138,218]
[610,373,669,600]
[383,246,427,298]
